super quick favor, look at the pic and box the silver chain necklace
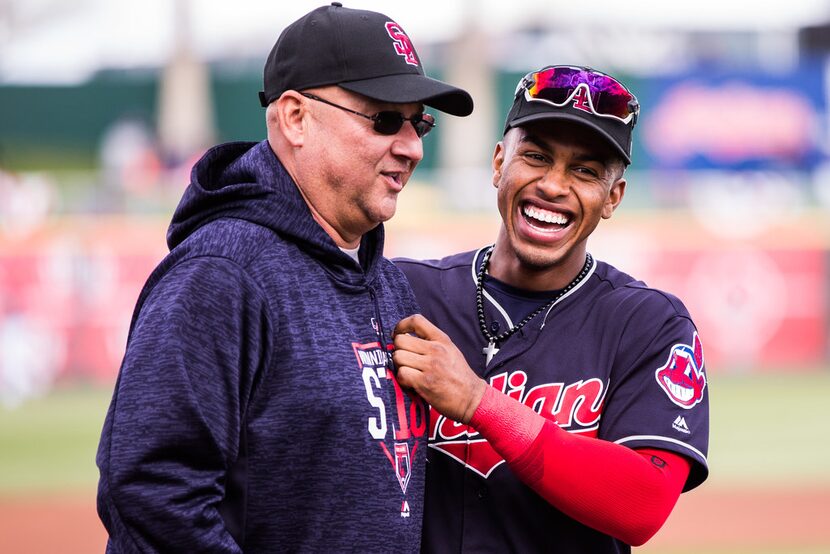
[476,245,593,365]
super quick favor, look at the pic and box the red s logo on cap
[385,22,418,66]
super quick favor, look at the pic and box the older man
[96,4,472,552]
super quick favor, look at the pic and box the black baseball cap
[258,3,473,117]
[503,66,639,164]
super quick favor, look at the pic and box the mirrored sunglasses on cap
[516,65,639,125]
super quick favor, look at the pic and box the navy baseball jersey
[396,248,709,554]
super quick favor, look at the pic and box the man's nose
[390,121,424,163]
[537,169,571,198]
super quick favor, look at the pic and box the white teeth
[523,205,568,225]
[664,377,693,402]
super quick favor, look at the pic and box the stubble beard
[513,246,561,273]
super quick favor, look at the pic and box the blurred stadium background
[1,0,830,552]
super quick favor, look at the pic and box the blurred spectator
[0,311,59,409]
[0,162,53,238]
[99,117,162,201]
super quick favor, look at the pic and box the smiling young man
[393,66,709,553]
[96,4,472,553]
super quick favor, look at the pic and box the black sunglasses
[300,93,436,138]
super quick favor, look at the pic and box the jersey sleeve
[393,258,437,320]
[96,257,272,552]
[384,258,423,318]
[599,299,710,491]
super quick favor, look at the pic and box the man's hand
[393,314,487,424]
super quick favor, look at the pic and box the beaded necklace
[476,245,593,365]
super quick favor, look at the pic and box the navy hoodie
[96,141,426,553]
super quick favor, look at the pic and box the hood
[167,141,385,285]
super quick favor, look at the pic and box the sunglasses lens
[373,112,406,135]
[373,112,435,138]
[413,113,435,138]
[528,67,582,103]
[527,66,636,122]
[587,76,634,119]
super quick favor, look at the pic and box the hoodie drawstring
[368,286,397,376]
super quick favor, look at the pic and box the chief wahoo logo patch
[655,332,706,409]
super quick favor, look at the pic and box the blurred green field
[1,372,830,494]
[0,385,113,495]
[707,371,830,487]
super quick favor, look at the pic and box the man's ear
[602,178,626,219]
[271,91,307,147]
[492,141,505,189]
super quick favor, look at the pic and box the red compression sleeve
[470,386,691,546]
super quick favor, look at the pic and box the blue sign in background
[633,64,827,171]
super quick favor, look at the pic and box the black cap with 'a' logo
[258,3,473,116]
[503,66,638,164]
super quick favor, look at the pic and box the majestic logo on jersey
[385,22,419,66]
[655,332,706,409]
[429,371,606,478]
[355,341,427,502]
[672,415,691,434]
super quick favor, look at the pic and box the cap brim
[340,74,473,117]
[508,112,631,164]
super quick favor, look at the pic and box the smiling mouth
[522,203,571,232]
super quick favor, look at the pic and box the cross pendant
[483,340,499,365]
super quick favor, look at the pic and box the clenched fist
[393,314,487,424]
